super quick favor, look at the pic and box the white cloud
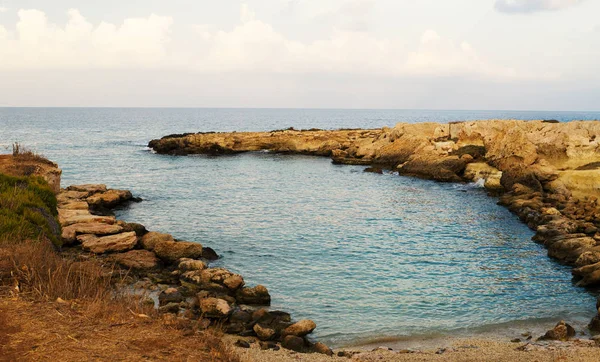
[0,9,173,69]
[495,0,584,14]
[0,6,536,80]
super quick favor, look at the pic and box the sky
[0,0,598,109]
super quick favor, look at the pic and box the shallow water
[1,108,599,347]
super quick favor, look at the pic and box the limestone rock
[154,240,204,264]
[66,184,107,194]
[159,288,184,305]
[108,250,160,270]
[181,267,244,293]
[60,213,116,227]
[282,320,316,337]
[200,297,232,318]
[236,285,271,305]
[87,189,133,208]
[539,321,576,341]
[254,323,276,341]
[61,222,123,244]
[140,231,174,250]
[178,258,207,271]
[79,231,137,254]
[281,335,305,352]
[314,342,334,356]
[573,261,600,287]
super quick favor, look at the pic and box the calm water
[2,108,599,346]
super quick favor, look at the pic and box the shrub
[0,173,61,246]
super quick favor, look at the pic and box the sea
[2,108,599,347]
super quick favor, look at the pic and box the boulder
[575,248,600,267]
[140,231,174,250]
[66,184,107,194]
[59,201,89,210]
[572,261,600,287]
[539,321,576,341]
[178,258,207,271]
[254,323,276,341]
[201,247,220,261]
[200,297,232,318]
[314,342,334,356]
[281,335,305,352]
[60,214,116,227]
[154,240,204,264]
[181,268,244,293]
[282,320,316,337]
[79,231,137,254]
[61,222,123,244]
[589,315,600,332]
[86,189,132,209]
[236,285,271,305]
[159,288,184,305]
[108,250,160,270]
[547,236,596,263]
[121,222,148,236]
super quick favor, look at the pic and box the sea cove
[3,108,599,347]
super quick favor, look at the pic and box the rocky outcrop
[149,119,600,337]
[79,231,138,253]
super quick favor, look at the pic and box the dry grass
[11,143,56,167]
[0,240,241,362]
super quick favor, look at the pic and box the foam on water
[1,108,599,347]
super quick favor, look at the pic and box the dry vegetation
[0,153,241,362]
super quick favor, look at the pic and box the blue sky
[0,0,598,109]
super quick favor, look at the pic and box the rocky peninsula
[149,119,600,335]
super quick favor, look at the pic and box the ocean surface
[2,108,600,347]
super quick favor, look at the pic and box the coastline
[148,119,600,347]
[4,118,600,360]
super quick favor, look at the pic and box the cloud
[495,0,584,14]
[0,6,537,81]
[0,9,173,69]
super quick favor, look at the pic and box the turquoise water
[1,108,599,346]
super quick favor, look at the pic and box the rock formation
[148,119,600,332]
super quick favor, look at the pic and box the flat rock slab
[57,190,90,203]
[108,250,160,270]
[58,201,89,210]
[87,189,132,208]
[61,222,123,244]
[61,214,116,227]
[79,231,137,254]
[66,184,107,194]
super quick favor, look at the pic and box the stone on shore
[61,222,123,244]
[87,189,133,208]
[181,267,244,293]
[314,342,334,356]
[59,201,89,210]
[140,231,175,250]
[236,285,271,305]
[60,214,116,227]
[572,261,600,286]
[200,297,232,318]
[159,288,184,305]
[254,323,276,341]
[108,250,160,270]
[66,184,107,194]
[539,321,576,341]
[178,258,207,271]
[79,231,137,254]
[282,320,316,337]
[281,335,305,352]
[154,240,204,264]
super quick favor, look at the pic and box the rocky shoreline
[54,183,333,356]
[148,119,600,338]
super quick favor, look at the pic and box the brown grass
[11,143,56,167]
[0,240,241,362]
